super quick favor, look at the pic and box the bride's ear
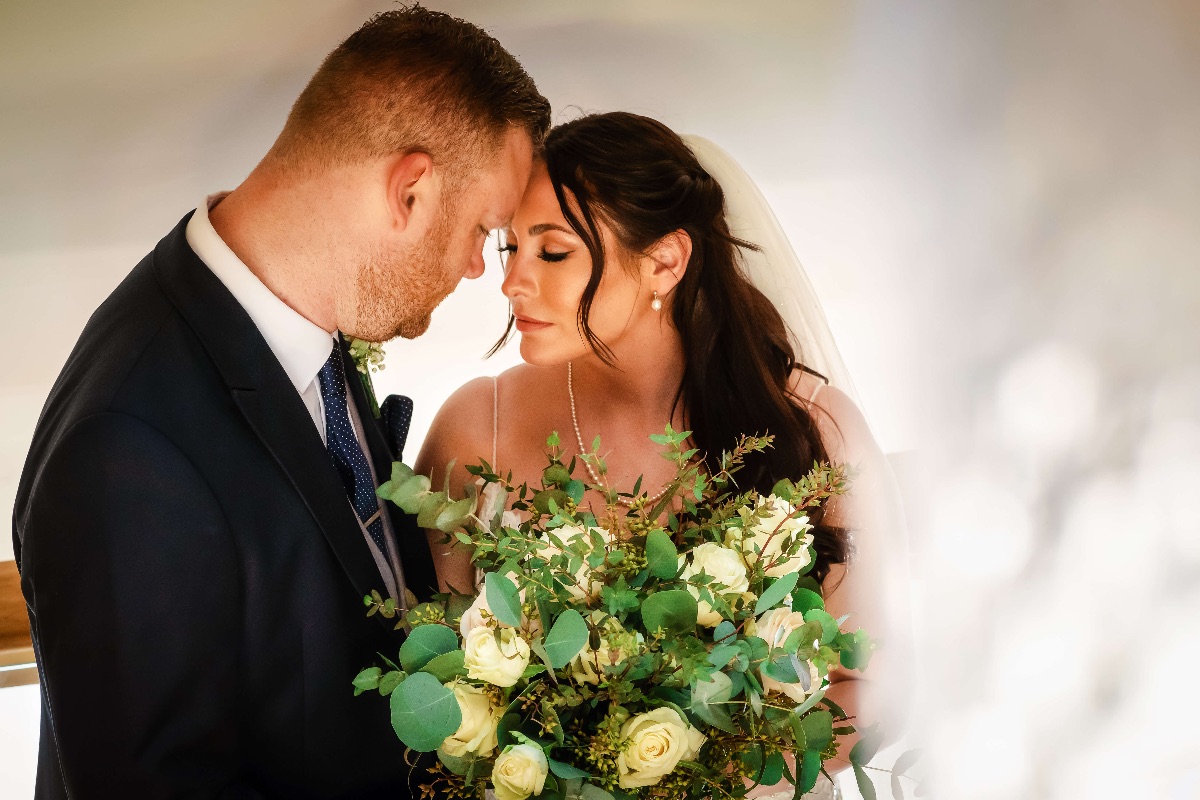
[385,151,437,234]
[647,229,692,290]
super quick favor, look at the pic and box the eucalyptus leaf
[893,749,921,776]
[798,749,821,795]
[755,572,799,615]
[435,497,475,532]
[645,529,679,580]
[398,624,459,673]
[416,493,449,528]
[850,725,883,766]
[641,589,698,635]
[690,671,735,733]
[790,587,825,615]
[548,758,591,780]
[419,649,467,682]
[799,709,834,752]
[760,751,785,786]
[579,783,614,800]
[544,609,589,668]
[352,666,382,696]
[484,572,523,628]
[378,670,405,696]
[389,672,462,752]
[853,763,877,800]
[714,620,737,642]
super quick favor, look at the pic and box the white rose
[617,707,707,788]
[464,626,531,687]
[680,542,749,628]
[755,607,823,703]
[492,743,549,800]
[729,494,815,578]
[538,524,614,601]
[441,682,502,757]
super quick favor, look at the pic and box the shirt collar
[185,192,336,394]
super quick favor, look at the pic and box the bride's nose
[500,251,533,301]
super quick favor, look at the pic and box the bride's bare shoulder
[416,365,561,470]
[414,376,496,475]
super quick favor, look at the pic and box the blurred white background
[2,0,1198,797]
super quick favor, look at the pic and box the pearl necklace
[567,362,674,508]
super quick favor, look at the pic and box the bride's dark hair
[496,111,849,582]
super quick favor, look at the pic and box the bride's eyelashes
[537,248,571,263]
[496,241,572,263]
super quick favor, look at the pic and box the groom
[12,7,546,799]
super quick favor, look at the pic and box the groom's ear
[647,229,692,287]
[385,151,437,233]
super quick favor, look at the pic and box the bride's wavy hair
[496,111,849,582]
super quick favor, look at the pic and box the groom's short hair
[273,5,549,178]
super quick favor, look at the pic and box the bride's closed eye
[496,241,572,263]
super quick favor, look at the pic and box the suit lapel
[341,341,438,601]
[153,215,395,627]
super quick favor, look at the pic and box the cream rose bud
[617,707,707,788]
[680,543,749,628]
[464,626,531,687]
[730,494,815,578]
[441,683,502,758]
[492,743,549,800]
[755,607,823,703]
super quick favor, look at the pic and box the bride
[415,112,908,797]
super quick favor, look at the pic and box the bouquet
[355,427,888,800]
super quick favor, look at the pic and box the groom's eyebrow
[528,223,572,236]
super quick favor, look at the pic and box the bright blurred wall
[2,0,1198,797]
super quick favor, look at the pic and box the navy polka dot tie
[317,342,386,552]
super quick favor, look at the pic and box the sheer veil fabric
[682,135,858,405]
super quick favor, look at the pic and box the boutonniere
[347,338,386,418]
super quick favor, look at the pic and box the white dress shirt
[186,192,335,441]
[185,193,407,602]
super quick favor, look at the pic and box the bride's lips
[514,315,552,333]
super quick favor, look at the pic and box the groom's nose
[463,248,486,280]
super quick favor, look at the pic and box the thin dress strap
[492,375,499,467]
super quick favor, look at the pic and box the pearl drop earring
[650,290,662,311]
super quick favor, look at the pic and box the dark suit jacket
[12,213,437,799]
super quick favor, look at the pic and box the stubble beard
[352,216,458,342]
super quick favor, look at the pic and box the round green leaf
[548,758,591,780]
[399,624,459,673]
[798,749,822,793]
[790,587,825,615]
[420,649,467,682]
[800,709,834,752]
[543,609,589,668]
[644,529,679,580]
[484,572,523,628]
[640,589,698,636]
[389,672,462,752]
[352,666,382,696]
